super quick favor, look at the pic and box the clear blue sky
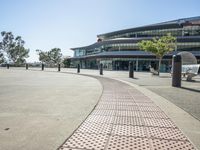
[0,0,199,62]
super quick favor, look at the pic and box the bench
[182,64,200,81]
[150,67,159,75]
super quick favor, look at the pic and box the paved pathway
[59,77,196,150]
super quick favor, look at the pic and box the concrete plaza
[0,67,200,149]
[0,69,102,150]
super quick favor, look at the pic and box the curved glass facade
[70,16,200,72]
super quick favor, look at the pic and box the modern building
[70,16,200,72]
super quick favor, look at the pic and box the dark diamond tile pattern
[112,125,147,137]
[85,115,114,124]
[95,104,116,110]
[107,136,151,150]
[146,127,188,141]
[91,109,115,116]
[58,77,196,150]
[77,121,112,134]
[61,132,108,150]
[139,106,162,112]
[115,110,141,117]
[150,139,195,150]
[114,116,143,126]
[140,111,169,119]
[143,118,177,128]
[60,148,83,150]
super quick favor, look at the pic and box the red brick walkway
[59,77,196,150]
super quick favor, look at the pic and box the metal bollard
[172,55,182,87]
[7,64,10,69]
[58,64,61,72]
[77,64,80,73]
[129,61,134,78]
[26,64,28,70]
[100,63,103,75]
[41,63,44,71]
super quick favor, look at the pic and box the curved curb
[56,76,105,150]
[113,78,200,150]
[58,74,196,150]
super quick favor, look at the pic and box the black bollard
[7,64,10,69]
[77,64,80,73]
[172,55,182,87]
[26,64,28,70]
[129,61,134,78]
[42,63,44,71]
[100,63,103,75]
[58,64,61,72]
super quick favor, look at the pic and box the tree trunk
[158,57,162,76]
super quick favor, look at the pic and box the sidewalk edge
[114,78,200,150]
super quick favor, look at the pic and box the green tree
[8,36,29,65]
[0,31,14,64]
[48,48,62,64]
[0,32,14,52]
[0,31,29,65]
[138,34,176,75]
[36,49,50,64]
[63,57,71,68]
[36,48,62,66]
